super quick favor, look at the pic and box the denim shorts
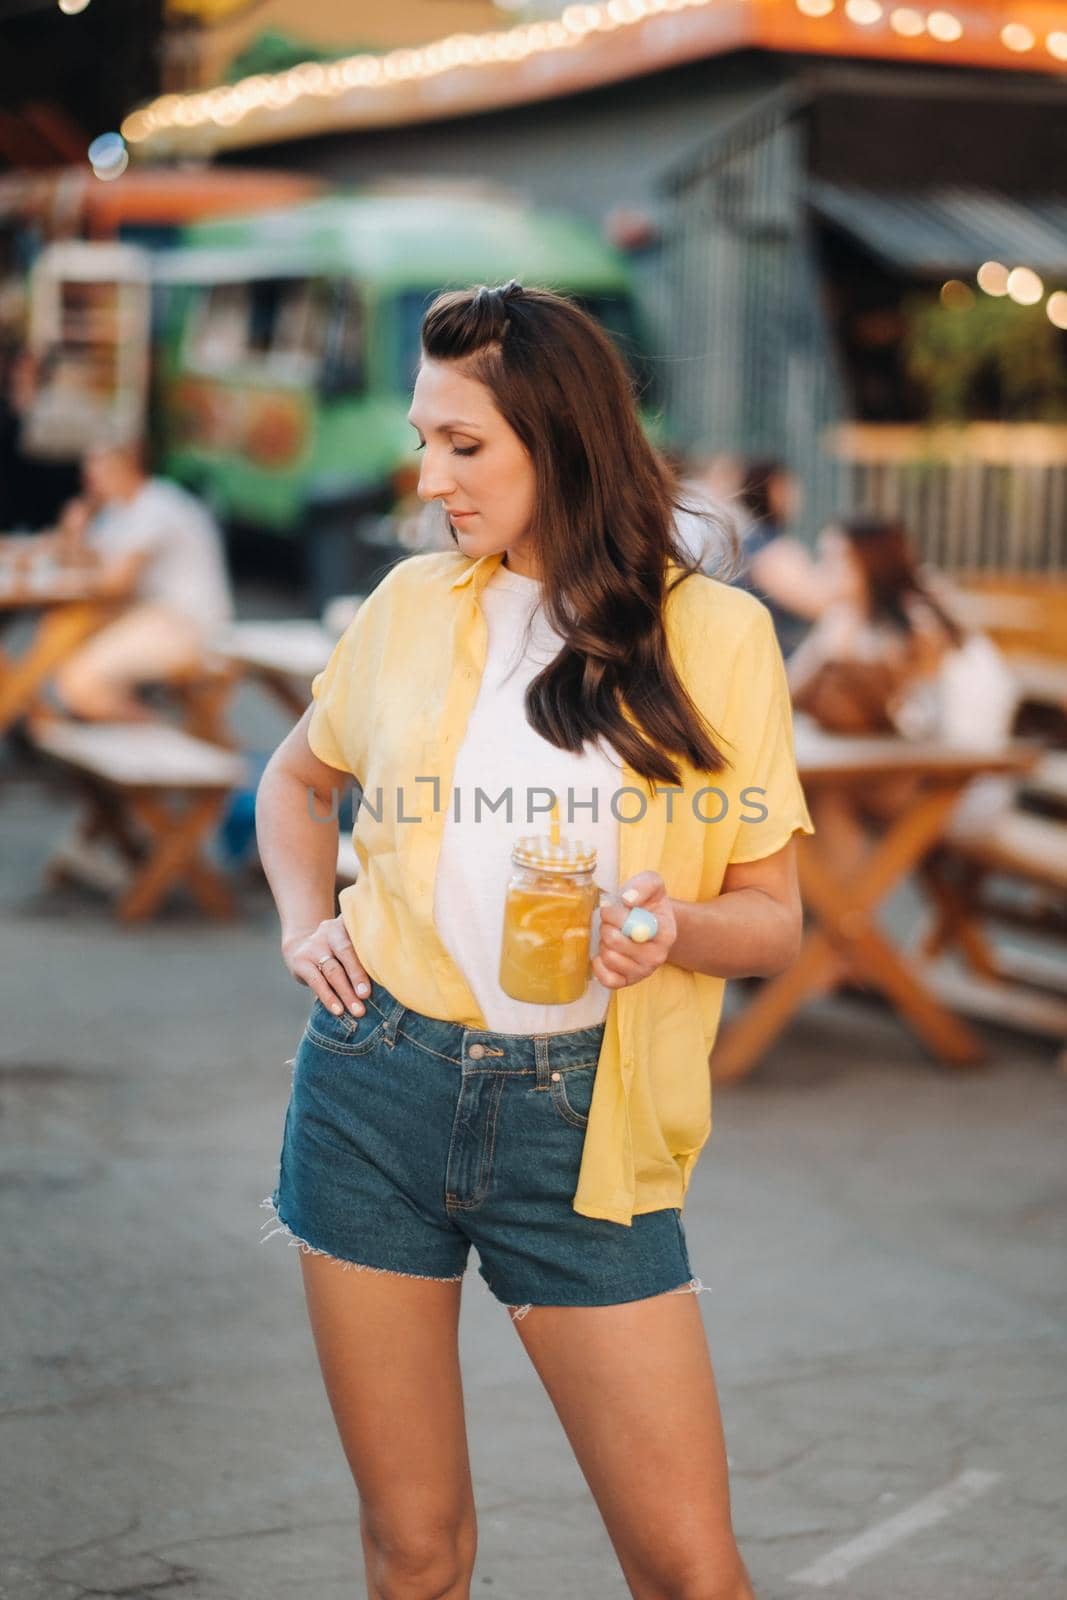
[260,976,706,1316]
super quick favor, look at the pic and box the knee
[364,1514,476,1600]
[53,657,112,718]
[646,1555,756,1600]
[675,1571,756,1600]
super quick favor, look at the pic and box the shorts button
[468,1043,486,1059]
[550,1071,561,1081]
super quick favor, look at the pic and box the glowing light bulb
[927,11,962,41]
[1006,267,1043,306]
[1001,22,1034,51]
[976,261,1009,296]
[845,0,883,24]
[890,8,924,35]
[1046,292,1067,330]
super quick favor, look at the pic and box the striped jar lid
[511,833,597,874]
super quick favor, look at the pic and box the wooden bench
[921,803,1067,1039]
[215,619,336,718]
[29,719,247,921]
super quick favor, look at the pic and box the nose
[416,445,457,504]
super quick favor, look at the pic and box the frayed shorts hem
[258,1196,466,1282]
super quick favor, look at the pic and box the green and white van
[153,187,660,600]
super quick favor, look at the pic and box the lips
[447,509,476,520]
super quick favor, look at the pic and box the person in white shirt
[52,441,234,721]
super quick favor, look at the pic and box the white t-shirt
[87,478,234,633]
[433,563,623,1033]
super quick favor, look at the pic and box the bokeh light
[1000,23,1035,52]
[890,8,925,36]
[87,132,129,181]
[1046,292,1067,330]
[1006,267,1044,306]
[940,280,975,310]
[927,12,963,42]
[977,261,1010,296]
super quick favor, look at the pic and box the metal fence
[823,425,1067,574]
[654,91,1067,574]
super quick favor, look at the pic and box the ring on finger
[317,955,339,972]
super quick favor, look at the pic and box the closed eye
[413,441,479,457]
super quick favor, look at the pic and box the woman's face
[408,358,539,576]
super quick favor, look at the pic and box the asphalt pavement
[2,675,1065,1600]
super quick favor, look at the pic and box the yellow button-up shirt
[307,549,814,1227]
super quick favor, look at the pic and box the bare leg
[298,1251,477,1599]
[52,602,204,723]
[507,1289,756,1600]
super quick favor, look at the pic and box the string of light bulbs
[950,263,1067,330]
[119,0,1067,146]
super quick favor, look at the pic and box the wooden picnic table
[0,537,133,735]
[214,619,336,718]
[711,725,1040,1081]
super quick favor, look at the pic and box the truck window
[185,283,249,370]
[319,281,364,396]
[184,277,358,387]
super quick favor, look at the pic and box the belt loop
[381,998,404,1049]
[534,1036,551,1088]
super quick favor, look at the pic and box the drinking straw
[550,799,561,849]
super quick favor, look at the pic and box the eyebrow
[406,416,482,433]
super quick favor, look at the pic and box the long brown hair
[840,517,964,645]
[420,282,734,785]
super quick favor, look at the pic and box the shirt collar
[450,550,507,594]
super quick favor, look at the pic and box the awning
[807,179,1067,277]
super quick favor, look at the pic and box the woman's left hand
[593,870,677,991]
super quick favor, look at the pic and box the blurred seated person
[731,459,843,657]
[51,440,234,722]
[669,448,742,577]
[787,515,1018,871]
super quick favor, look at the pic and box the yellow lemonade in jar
[499,831,599,1005]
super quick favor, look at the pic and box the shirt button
[550,1071,561,1082]
[468,1043,486,1059]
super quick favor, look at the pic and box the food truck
[152,188,659,595]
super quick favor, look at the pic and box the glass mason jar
[498,833,599,1006]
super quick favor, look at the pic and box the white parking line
[789,1468,1003,1588]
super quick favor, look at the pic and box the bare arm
[669,838,803,978]
[594,838,803,990]
[749,536,854,622]
[255,705,372,1017]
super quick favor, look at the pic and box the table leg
[0,603,113,733]
[714,779,989,1078]
[711,930,843,1080]
[119,792,233,921]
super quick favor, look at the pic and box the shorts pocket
[305,995,387,1057]
[549,1064,597,1130]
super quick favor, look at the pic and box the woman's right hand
[281,915,371,1018]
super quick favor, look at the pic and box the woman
[256,282,813,1600]
[787,515,1016,869]
[730,459,837,659]
[786,515,987,732]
